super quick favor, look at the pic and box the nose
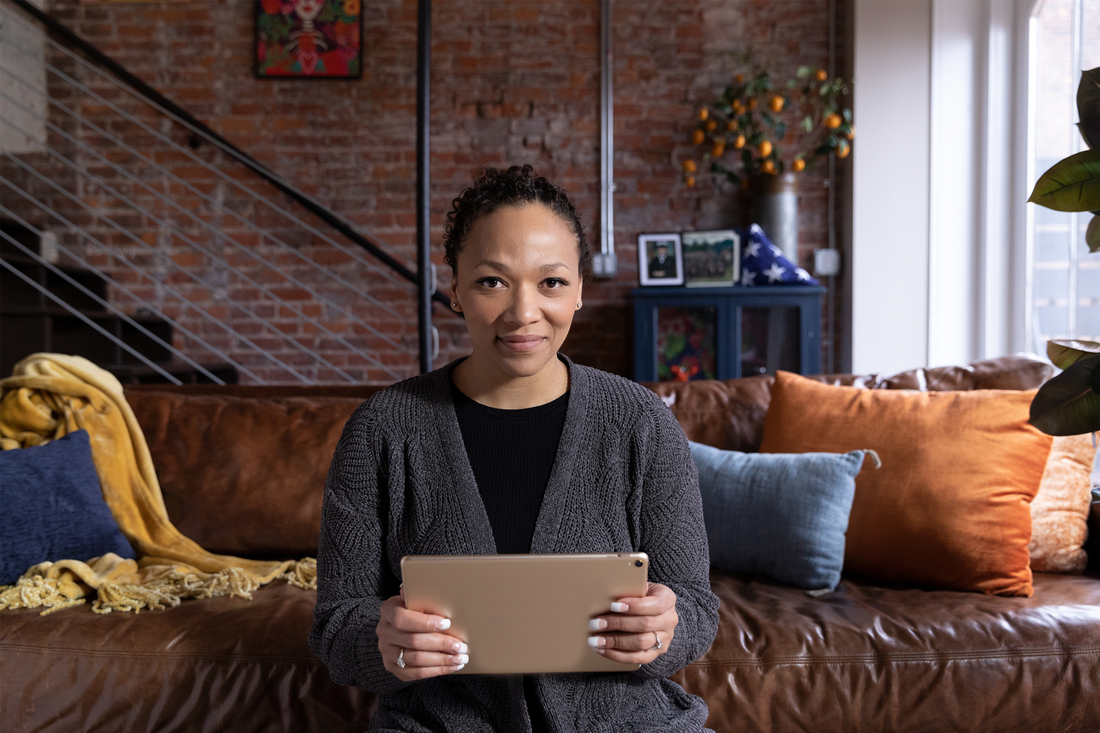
[502,281,540,326]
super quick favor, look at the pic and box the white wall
[852,0,1035,375]
[852,0,933,375]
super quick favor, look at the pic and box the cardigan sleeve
[308,403,411,695]
[631,400,721,679]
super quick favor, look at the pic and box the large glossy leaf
[1088,213,1099,253]
[1047,339,1100,369]
[1029,354,1100,436]
[1028,149,1100,212]
[1078,67,1100,150]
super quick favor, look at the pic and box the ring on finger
[649,631,662,651]
[397,647,406,669]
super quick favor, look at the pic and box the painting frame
[637,233,684,287]
[254,0,364,81]
[681,229,741,287]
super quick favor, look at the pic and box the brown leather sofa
[2,355,1098,732]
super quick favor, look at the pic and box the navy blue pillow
[0,429,135,584]
[689,441,867,591]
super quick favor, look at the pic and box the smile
[497,335,546,353]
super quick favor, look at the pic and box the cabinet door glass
[656,306,717,381]
[741,306,799,376]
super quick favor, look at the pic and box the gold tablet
[400,553,649,675]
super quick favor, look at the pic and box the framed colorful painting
[255,0,363,79]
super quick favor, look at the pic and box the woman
[310,165,720,732]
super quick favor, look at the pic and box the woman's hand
[587,582,678,665]
[377,589,469,681]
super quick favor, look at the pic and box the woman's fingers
[384,630,469,655]
[588,583,678,662]
[589,628,673,652]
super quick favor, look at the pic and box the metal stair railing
[0,0,440,384]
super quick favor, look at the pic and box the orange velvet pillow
[759,372,1054,596]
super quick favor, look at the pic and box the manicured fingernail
[589,618,607,631]
[436,618,451,630]
[455,663,465,670]
[454,654,469,665]
[453,642,468,653]
[587,636,606,648]
[596,649,606,656]
[610,602,628,613]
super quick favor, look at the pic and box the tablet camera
[634,560,643,567]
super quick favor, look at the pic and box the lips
[497,334,546,353]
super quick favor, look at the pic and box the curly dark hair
[443,165,591,280]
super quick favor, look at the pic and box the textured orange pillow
[1029,434,1096,573]
[759,372,1053,596]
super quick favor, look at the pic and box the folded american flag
[739,224,819,286]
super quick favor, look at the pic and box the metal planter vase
[750,173,799,263]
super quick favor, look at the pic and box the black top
[450,379,569,733]
[450,380,570,555]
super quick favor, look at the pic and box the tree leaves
[1078,67,1100,150]
[1028,149,1100,212]
[1046,339,1100,369]
[1029,354,1100,436]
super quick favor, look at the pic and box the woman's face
[449,203,583,381]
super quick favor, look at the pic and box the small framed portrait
[638,233,684,286]
[682,229,741,287]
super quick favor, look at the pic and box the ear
[449,278,461,312]
[576,279,583,307]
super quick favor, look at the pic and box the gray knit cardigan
[309,355,720,732]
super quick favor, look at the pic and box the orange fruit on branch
[824,113,842,129]
[836,139,850,159]
[768,95,784,113]
[845,125,856,140]
[686,175,696,187]
[682,159,697,172]
[761,160,776,174]
[711,141,726,157]
[735,74,745,84]
[699,108,709,121]
[792,158,806,172]
[733,133,746,149]
[705,119,718,132]
[726,119,738,131]
[815,69,828,82]
[692,129,706,145]
[748,97,758,110]
[757,139,773,158]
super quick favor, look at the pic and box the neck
[451,353,569,409]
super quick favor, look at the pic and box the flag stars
[763,263,786,283]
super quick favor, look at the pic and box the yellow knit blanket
[0,354,316,615]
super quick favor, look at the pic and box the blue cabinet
[631,286,825,382]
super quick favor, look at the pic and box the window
[1028,0,1100,352]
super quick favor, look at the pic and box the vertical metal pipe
[417,0,433,373]
[1067,0,1082,339]
[595,0,617,278]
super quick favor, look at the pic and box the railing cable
[0,205,263,383]
[0,258,183,385]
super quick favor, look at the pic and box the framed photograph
[637,233,684,286]
[681,229,740,287]
[255,0,363,79]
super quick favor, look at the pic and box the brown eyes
[473,277,570,289]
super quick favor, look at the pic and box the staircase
[0,219,237,383]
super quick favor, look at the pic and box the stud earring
[576,303,582,309]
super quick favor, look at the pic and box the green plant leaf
[1078,67,1100,150]
[1088,214,1100,252]
[1047,339,1100,369]
[1028,149,1100,212]
[797,66,813,79]
[1029,354,1100,435]
[843,108,853,122]
[801,115,813,132]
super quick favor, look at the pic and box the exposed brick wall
[4,0,851,384]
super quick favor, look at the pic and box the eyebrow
[474,260,571,273]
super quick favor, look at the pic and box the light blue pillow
[689,441,868,591]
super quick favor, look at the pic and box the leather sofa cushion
[0,582,376,732]
[3,570,1095,733]
[760,373,1051,596]
[671,569,1100,733]
[125,389,379,559]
